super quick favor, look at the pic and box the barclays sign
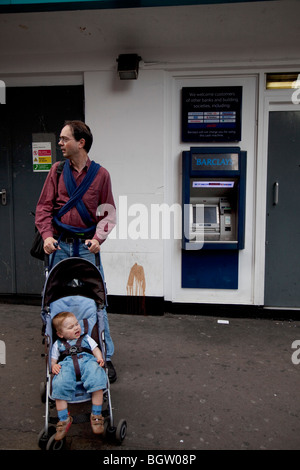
[192,153,239,171]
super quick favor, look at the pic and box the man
[35,120,117,383]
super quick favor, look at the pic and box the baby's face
[58,315,81,340]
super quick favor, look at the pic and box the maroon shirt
[35,158,116,244]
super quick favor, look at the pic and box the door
[265,111,300,308]
[0,86,84,295]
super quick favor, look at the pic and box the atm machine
[182,147,247,289]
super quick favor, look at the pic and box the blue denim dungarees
[51,336,107,401]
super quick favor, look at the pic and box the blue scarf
[53,160,101,236]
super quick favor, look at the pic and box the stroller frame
[37,256,126,450]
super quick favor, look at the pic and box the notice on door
[32,142,52,172]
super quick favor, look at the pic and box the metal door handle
[273,181,279,205]
[0,189,7,205]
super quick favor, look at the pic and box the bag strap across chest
[53,160,101,236]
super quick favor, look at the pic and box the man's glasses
[58,137,74,144]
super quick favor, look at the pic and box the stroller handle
[87,242,101,266]
[44,242,100,269]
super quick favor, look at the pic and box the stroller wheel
[46,434,66,451]
[115,419,127,444]
[37,425,56,450]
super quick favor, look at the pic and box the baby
[51,311,107,441]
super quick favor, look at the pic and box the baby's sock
[92,404,102,416]
[58,408,69,422]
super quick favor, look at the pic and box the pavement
[1,302,300,455]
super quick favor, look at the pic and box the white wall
[84,70,165,298]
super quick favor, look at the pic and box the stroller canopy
[42,258,106,308]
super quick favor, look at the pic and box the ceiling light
[117,54,141,80]
[266,73,300,90]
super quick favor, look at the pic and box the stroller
[37,255,127,450]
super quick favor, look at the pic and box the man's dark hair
[64,120,93,153]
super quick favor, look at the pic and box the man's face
[58,125,81,159]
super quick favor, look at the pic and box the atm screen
[193,205,219,225]
[204,206,218,224]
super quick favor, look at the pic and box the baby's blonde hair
[52,311,75,332]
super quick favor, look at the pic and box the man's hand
[44,237,60,255]
[85,239,100,254]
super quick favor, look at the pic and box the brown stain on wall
[126,263,146,315]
